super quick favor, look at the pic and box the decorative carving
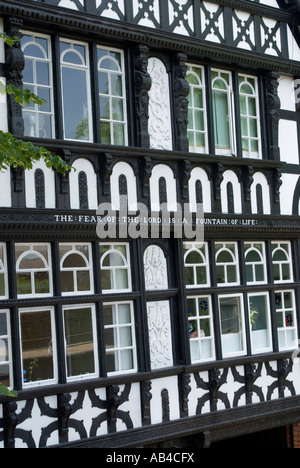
[173,53,190,152]
[5,17,25,136]
[141,380,152,426]
[58,392,72,443]
[135,45,151,148]
[178,373,191,418]
[3,400,18,449]
[182,160,192,202]
[103,153,114,197]
[107,385,121,434]
[243,166,254,202]
[212,163,224,201]
[147,301,173,369]
[142,156,153,199]
[35,169,46,209]
[273,168,283,204]
[264,71,281,161]
[161,389,170,423]
[144,245,168,291]
[148,57,173,151]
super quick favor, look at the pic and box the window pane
[21,310,55,385]
[62,67,90,141]
[249,294,272,353]
[64,307,96,379]
[219,296,245,357]
[22,33,54,139]
[104,302,136,374]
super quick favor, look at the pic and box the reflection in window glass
[0,311,11,388]
[239,75,261,159]
[63,305,98,381]
[21,32,54,139]
[15,244,52,297]
[60,40,92,141]
[249,293,272,354]
[183,242,210,288]
[186,65,208,154]
[20,308,57,387]
[276,291,298,351]
[98,47,127,146]
[187,296,215,363]
[212,70,235,156]
[0,244,8,299]
[219,295,246,357]
[245,242,267,284]
[59,244,93,295]
[271,242,293,283]
[104,302,137,375]
[215,243,239,286]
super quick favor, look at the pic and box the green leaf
[0,383,18,398]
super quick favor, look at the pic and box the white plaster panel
[280,174,299,215]
[279,76,296,112]
[150,376,180,425]
[279,120,299,165]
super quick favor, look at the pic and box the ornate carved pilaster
[134,45,151,148]
[173,53,190,152]
[264,71,281,161]
[3,400,18,449]
[58,392,72,444]
[5,17,25,136]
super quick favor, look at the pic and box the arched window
[98,47,127,146]
[183,242,210,288]
[60,244,93,295]
[239,75,261,159]
[21,32,54,139]
[186,64,208,154]
[60,39,92,141]
[16,244,52,297]
[272,242,293,283]
[215,243,239,286]
[100,244,131,293]
[212,70,235,156]
[245,242,267,284]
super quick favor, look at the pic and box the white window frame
[0,310,13,390]
[248,292,273,355]
[59,243,94,296]
[219,294,247,358]
[104,301,137,376]
[19,306,58,389]
[244,242,267,285]
[21,31,55,139]
[187,295,215,363]
[0,243,8,299]
[97,45,128,146]
[60,38,93,142]
[215,242,240,286]
[271,241,293,284]
[15,243,53,299]
[275,290,298,351]
[100,243,132,294]
[211,69,236,156]
[186,64,208,154]
[183,242,210,288]
[62,303,99,383]
[238,74,262,159]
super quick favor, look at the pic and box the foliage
[0,33,72,175]
[0,383,18,398]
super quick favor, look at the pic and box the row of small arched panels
[0,159,271,215]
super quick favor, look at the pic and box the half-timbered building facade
[1,0,300,448]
